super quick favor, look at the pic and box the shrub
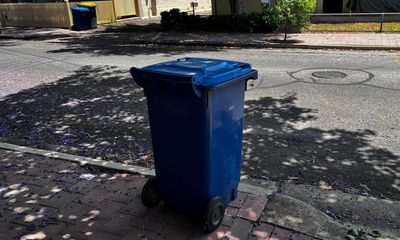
[160,9,276,33]
[269,0,315,41]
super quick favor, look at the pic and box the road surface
[0,38,399,203]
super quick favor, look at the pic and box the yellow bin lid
[78,2,96,7]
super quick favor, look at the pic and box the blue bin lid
[71,6,90,12]
[136,57,253,88]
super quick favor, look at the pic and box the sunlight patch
[21,231,46,240]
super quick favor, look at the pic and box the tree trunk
[235,0,241,14]
[284,19,289,42]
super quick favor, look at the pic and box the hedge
[160,9,277,33]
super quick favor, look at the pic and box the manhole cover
[289,68,374,85]
[312,71,348,79]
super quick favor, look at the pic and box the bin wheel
[141,177,161,208]
[204,197,225,233]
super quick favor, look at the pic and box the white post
[65,0,73,29]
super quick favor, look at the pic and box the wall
[316,0,323,13]
[212,0,231,15]
[113,0,137,18]
[242,0,263,13]
[315,0,350,13]
[212,0,266,15]
[138,0,212,18]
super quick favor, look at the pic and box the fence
[70,1,115,24]
[0,1,118,28]
[113,0,136,19]
[0,3,71,28]
[310,13,400,24]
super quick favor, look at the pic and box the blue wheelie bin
[131,57,257,232]
[71,6,90,30]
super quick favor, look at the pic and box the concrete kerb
[0,33,75,40]
[0,141,272,197]
[132,40,400,51]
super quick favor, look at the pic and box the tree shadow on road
[243,93,400,200]
[0,66,398,200]
[0,40,21,47]
[48,31,225,57]
[0,65,153,166]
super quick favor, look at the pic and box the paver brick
[50,161,80,173]
[56,201,92,224]
[39,191,80,208]
[135,209,167,232]
[192,225,231,240]
[162,208,200,230]
[237,195,268,221]
[226,207,239,217]
[121,227,160,240]
[42,222,69,234]
[161,224,195,240]
[87,199,126,220]
[229,192,248,208]
[77,188,110,206]
[96,213,142,236]
[24,162,49,176]
[228,218,254,240]
[222,215,235,228]
[222,206,239,228]
[86,230,123,240]
[30,174,57,187]
[118,197,148,218]
[269,226,300,240]
[59,225,92,240]
[68,178,102,194]
[251,223,274,240]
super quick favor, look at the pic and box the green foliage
[345,228,390,240]
[160,8,276,33]
[305,0,317,13]
[269,0,314,40]
[107,12,116,24]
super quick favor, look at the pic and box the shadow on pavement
[104,23,162,33]
[48,32,225,56]
[0,66,399,200]
[46,21,298,56]
[0,40,21,47]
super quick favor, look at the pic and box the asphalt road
[0,39,399,202]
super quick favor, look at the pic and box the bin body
[77,2,97,29]
[131,58,257,215]
[71,6,90,30]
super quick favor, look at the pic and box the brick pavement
[144,32,400,49]
[1,26,400,50]
[0,149,316,240]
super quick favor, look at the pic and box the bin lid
[78,2,96,7]
[136,57,253,88]
[71,6,90,12]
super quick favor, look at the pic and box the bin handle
[130,68,148,89]
[192,78,202,98]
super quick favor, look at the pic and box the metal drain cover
[289,68,373,85]
[312,71,348,79]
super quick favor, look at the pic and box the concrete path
[1,26,400,50]
[0,148,316,240]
